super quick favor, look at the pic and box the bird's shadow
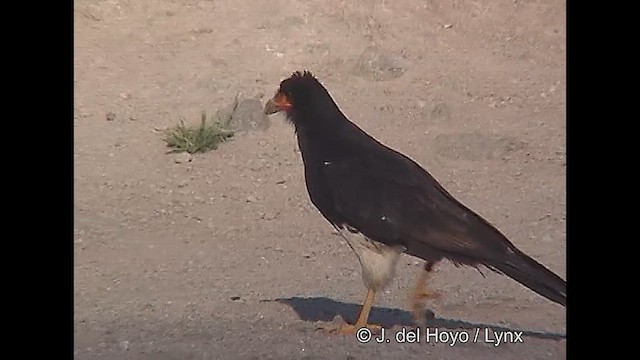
[263,296,565,341]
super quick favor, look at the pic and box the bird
[263,70,566,334]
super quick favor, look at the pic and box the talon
[318,288,383,336]
[409,262,441,327]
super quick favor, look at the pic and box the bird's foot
[317,317,383,335]
[410,306,436,328]
[410,290,440,327]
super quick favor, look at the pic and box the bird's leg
[326,288,382,335]
[353,287,377,329]
[410,262,441,327]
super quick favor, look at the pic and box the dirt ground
[74,0,566,359]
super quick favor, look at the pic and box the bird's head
[264,71,338,125]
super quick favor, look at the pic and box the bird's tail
[489,247,566,306]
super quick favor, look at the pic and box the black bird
[264,71,566,334]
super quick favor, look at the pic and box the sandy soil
[74,0,566,358]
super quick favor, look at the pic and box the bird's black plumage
[268,71,566,306]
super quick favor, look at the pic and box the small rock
[119,340,129,351]
[177,180,189,188]
[353,45,409,81]
[246,195,258,203]
[106,112,117,121]
[329,314,345,325]
[173,152,193,164]
[429,102,451,121]
[444,24,453,29]
[260,211,280,220]
[306,43,331,57]
[120,92,131,100]
[231,296,241,301]
[233,98,271,132]
[80,7,102,22]
[129,115,136,121]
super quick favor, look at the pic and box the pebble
[173,152,193,164]
[353,45,409,81]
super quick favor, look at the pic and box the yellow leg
[322,288,382,335]
[410,262,441,326]
[354,288,376,328]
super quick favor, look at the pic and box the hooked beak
[264,92,292,115]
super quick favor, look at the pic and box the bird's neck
[294,113,378,166]
[293,114,349,160]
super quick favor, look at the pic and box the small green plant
[163,111,234,154]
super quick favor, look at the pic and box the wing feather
[320,144,512,265]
